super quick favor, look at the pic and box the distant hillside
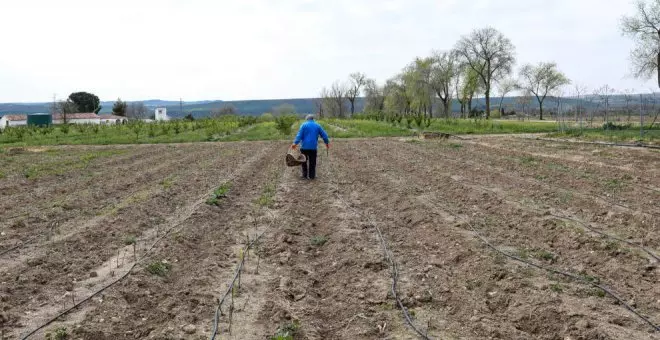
[0,94,651,118]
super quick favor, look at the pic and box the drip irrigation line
[445,208,660,333]
[327,148,433,340]
[19,174,245,340]
[210,231,265,340]
[528,137,660,150]
[0,234,42,257]
[16,147,273,339]
[552,214,660,263]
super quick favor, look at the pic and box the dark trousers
[301,149,318,179]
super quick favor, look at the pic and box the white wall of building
[154,108,169,121]
[53,118,101,125]
[0,117,27,129]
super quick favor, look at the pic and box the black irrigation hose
[19,212,179,340]
[552,214,660,263]
[529,137,660,150]
[19,179,242,339]
[328,150,432,340]
[209,232,264,340]
[447,209,660,333]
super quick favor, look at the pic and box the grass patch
[549,283,563,293]
[519,156,540,166]
[604,178,626,192]
[45,326,69,340]
[310,235,328,246]
[257,183,276,207]
[271,321,301,340]
[534,249,557,263]
[160,176,176,190]
[546,162,569,172]
[207,182,231,206]
[535,174,548,181]
[146,261,172,276]
[549,126,660,145]
[588,288,607,298]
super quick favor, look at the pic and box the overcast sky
[0,0,654,102]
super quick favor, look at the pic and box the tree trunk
[350,99,355,116]
[444,100,451,119]
[657,48,660,89]
[499,96,505,115]
[468,95,473,114]
[539,102,544,120]
[485,89,491,119]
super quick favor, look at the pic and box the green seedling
[310,236,328,247]
[160,176,176,190]
[589,288,606,298]
[257,183,276,207]
[124,235,137,245]
[45,327,68,340]
[271,321,300,340]
[549,283,563,293]
[535,250,556,263]
[206,183,231,206]
[146,261,172,276]
[449,143,463,149]
[520,156,539,166]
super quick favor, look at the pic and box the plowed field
[1,137,658,340]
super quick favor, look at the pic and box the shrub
[274,114,298,135]
[146,261,172,276]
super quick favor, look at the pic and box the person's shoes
[300,176,309,180]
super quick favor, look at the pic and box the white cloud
[0,0,654,102]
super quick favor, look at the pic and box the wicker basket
[286,148,306,167]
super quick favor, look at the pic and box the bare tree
[346,72,367,116]
[515,92,533,119]
[211,104,238,117]
[314,89,326,118]
[496,78,517,115]
[329,81,348,118]
[595,84,616,123]
[621,0,660,89]
[364,78,385,113]
[52,99,78,124]
[430,50,459,118]
[573,83,588,124]
[623,89,636,121]
[126,102,148,119]
[454,27,516,118]
[517,62,571,120]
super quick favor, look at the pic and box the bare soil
[1,137,658,340]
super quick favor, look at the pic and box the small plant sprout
[311,236,328,246]
[271,321,301,340]
[124,235,137,246]
[549,283,563,293]
[146,261,172,277]
[206,182,231,206]
[45,327,68,340]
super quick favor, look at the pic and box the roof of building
[99,115,128,120]
[2,114,27,121]
[53,113,100,120]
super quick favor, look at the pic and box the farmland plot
[0,137,658,340]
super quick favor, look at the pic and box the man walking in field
[291,114,330,180]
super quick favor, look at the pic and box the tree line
[316,0,660,124]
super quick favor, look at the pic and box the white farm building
[0,115,28,129]
[0,113,125,129]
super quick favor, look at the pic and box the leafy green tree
[68,92,101,113]
[455,27,516,119]
[112,98,127,116]
[517,62,570,120]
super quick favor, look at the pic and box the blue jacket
[293,120,329,150]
